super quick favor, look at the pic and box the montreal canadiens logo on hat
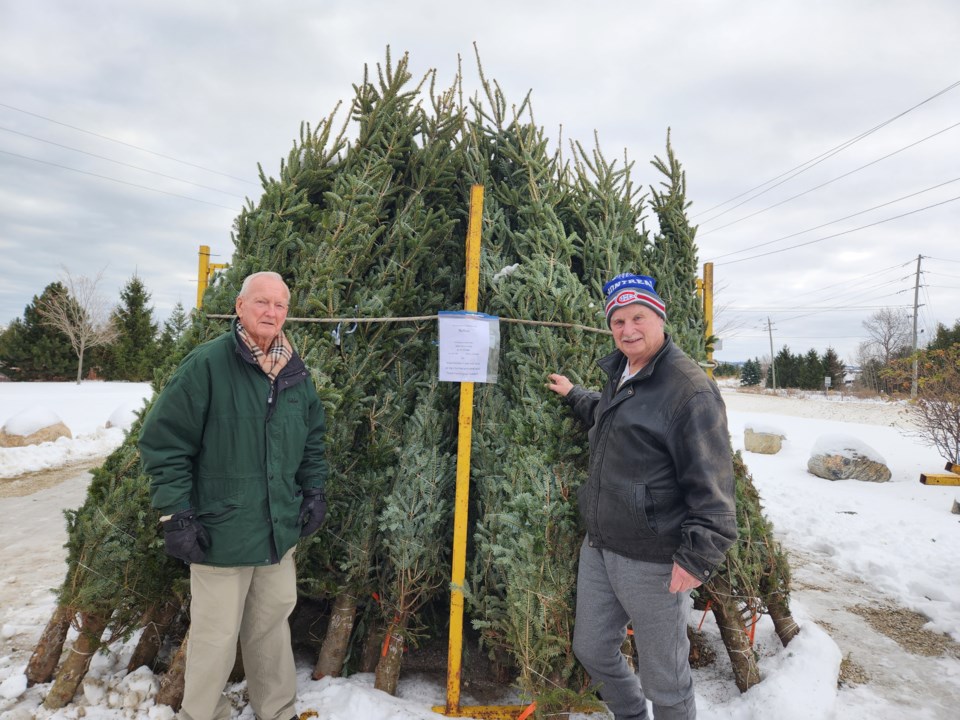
[605,288,666,319]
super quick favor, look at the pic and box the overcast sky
[2,0,958,363]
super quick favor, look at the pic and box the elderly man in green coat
[139,271,328,720]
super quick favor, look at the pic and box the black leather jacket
[566,335,736,582]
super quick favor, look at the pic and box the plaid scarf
[236,321,293,381]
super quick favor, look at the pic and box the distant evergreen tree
[99,275,160,381]
[800,348,824,390]
[821,347,845,390]
[768,346,795,389]
[928,320,960,351]
[713,361,740,378]
[740,358,761,386]
[157,302,190,358]
[0,283,77,380]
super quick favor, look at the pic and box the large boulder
[0,407,73,447]
[807,434,891,483]
[745,426,785,455]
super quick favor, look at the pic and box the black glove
[298,488,327,537]
[161,509,210,564]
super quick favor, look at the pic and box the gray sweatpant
[572,539,695,720]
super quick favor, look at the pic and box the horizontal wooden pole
[920,472,960,486]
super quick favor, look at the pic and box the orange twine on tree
[747,609,759,646]
[697,599,713,631]
[381,615,401,657]
[517,701,537,720]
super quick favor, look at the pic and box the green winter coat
[138,322,328,567]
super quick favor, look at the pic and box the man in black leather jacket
[548,273,736,720]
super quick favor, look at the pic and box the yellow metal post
[197,245,229,309]
[433,186,601,720]
[703,262,714,379]
[443,184,484,716]
[197,245,211,308]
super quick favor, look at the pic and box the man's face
[610,304,665,368]
[235,276,290,349]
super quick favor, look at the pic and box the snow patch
[1,407,65,437]
[811,434,886,464]
[0,672,26,700]
[105,398,144,430]
[492,263,520,282]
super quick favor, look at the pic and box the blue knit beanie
[603,273,666,325]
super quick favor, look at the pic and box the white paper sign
[438,311,500,383]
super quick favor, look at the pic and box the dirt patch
[838,653,869,687]
[0,458,100,498]
[849,604,960,658]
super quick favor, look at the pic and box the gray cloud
[2,0,958,364]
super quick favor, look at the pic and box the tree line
[735,346,846,391]
[0,271,189,383]
[718,307,960,394]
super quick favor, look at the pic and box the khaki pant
[179,548,298,720]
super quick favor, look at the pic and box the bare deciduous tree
[861,307,912,365]
[36,268,118,384]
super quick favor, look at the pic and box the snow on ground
[0,382,152,479]
[1,382,958,719]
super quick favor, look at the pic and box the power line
[694,79,960,221]
[714,194,960,266]
[700,120,960,237]
[0,125,245,198]
[925,270,960,280]
[0,148,239,211]
[727,305,911,312]
[0,101,256,185]
[707,176,960,261]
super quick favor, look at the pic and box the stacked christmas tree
[31,49,795,713]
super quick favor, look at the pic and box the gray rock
[745,428,785,455]
[0,422,72,447]
[807,443,891,483]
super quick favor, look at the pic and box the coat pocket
[595,483,657,545]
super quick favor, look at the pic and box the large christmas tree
[33,49,796,712]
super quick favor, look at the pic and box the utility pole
[767,316,777,392]
[911,254,922,398]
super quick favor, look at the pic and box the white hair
[238,271,290,300]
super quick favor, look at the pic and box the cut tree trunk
[704,576,760,693]
[759,562,800,647]
[156,628,189,711]
[26,603,74,686]
[359,616,384,673]
[126,601,181,673]
[764,592,800,647]
[312,591,358,679]
[374,613,409,696]
[42,611,109,709]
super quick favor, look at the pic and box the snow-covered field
[1,382,958,719]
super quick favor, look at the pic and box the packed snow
[809,434,887,464]
[0,381,958,719]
